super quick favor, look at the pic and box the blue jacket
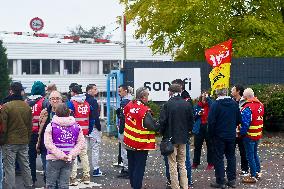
[208,96,242,140]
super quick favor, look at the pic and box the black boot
[210,182,226,189]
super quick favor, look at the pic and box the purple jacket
[44,115,86,160]
[49,122,80,155]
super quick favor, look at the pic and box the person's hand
[63,155,72,162]
[39,108,48,125]
[36,141,41,154]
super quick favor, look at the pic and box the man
[160,84,193,189]
[123,87,158,189]
[116,85,132,178]
[85,84,104,177]
[164,79,193,188]
[0,82,33,189]
[68,85,90,185]
[37,90,63,185]
[26,81,48,185]
[208,88,242,189]
[231,85,249,176]
[240,88,264,184]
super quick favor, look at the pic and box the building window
[64,60,80,74]
[22,59,40,74]
[42,59,60,74]
[103,60,120,74]
[82,60,99,74]
[8,60,13,74]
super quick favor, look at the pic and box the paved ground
[15,132,284,189]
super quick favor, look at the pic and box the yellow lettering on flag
[209,63,231,95]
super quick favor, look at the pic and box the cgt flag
[209,63,231,95]
[205,39,232,67]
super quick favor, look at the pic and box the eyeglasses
[49,97,62,101]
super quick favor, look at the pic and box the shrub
[251,84,284,118]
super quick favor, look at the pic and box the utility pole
[121,15,126,69]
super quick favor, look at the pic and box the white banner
[134,68,201,101]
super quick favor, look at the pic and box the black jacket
[117,97,131,134]
[159,95,194,144]
[85,93,101,132]
[208,96,242,140]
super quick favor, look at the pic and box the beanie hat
[31,81,46,96]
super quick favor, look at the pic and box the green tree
[120,0,284,61]
[69,25,111,39]
[0,40,11,100]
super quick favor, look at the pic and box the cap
[71,85,82,94]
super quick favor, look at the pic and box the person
[68,85,91,185]
[37,90,63,185]
[163,79,192,188]
[160,84,193,189]
[0,82,33,189]
[26,81,48,185]
[240,88,264,184]
[123,87,158,189]
[208,88,242,189]
[192,92,214,170]
[231,85,249,176]
[67,83,80,100]
[85,84,104,177]
[116,85,132,178]
[44,103,86,189]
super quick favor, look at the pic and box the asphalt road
[14,132,284,189]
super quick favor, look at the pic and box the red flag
[205,39,232,67]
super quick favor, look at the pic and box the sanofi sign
[134,68,201,101]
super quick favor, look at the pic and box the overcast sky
[0,0,135,40]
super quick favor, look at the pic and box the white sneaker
[240,171,249,177]
[113,162,124,167]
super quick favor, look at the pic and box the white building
[2,34,172,93]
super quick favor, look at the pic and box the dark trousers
[118,142,123,164]
[235,137,249,172]
[127,150,148,189]
[41,150,47,183]
[193,124,214,165]
[212,137,236,184]
[28,133,38,183]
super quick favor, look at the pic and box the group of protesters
[0,79,264,189]
[0,81,102,189]
[113,79,264,189]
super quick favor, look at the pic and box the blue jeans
[243,138,260,177]
[46,160,73,189]
[164,143,192,186]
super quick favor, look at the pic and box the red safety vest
[72,100,90,135]
[241,98,264,141]
[123,100,156,151]
[31,97,45,133]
